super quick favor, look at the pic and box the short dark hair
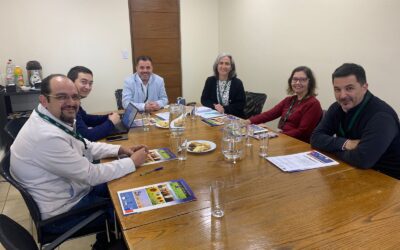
[287,66,317,97]
[136,55,153,64]
[41,74,68,101]
[67,66,93,82]
[213,53,237,80]
[332,63,367,85]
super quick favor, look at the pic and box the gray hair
[213,53,237,80]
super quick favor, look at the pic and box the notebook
[108,103,138,136]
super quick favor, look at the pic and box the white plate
[187,140,216,153]
[155,121,169,129]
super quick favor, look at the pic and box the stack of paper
[155,112,169,120]
[266,150,338,172]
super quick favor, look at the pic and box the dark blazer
[76,106,115,141]
[201,76,246,118]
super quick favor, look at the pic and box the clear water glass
[210,180,225,218]
[245,125,254,147]
[169,104,185,136]
[259,132,269,157]
[171,136,187,161]
[222,136,242,164]
[142,112,150,132]
[177,137,187,161]
[190,105,197,120]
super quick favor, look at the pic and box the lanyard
[137,74,149,103]
[35,107,88,149]
[216,80,230,105]
[140,83,149,103]
[278,96,304,129]
[338,91,372,137]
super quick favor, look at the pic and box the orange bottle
[14,66,24,87]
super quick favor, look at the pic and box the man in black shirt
[311,63,400,179]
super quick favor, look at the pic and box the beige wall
[217,0,400,127]
[0,0,132,113]
[1,0,399,117]
[180,0,219,104]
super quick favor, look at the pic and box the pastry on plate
[188,141,211,152]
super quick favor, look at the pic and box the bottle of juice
[14,66,24,87]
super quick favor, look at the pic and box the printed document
[267,150,338,172]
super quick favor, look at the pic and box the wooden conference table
[107,116,400,249]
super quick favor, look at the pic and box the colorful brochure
[251,131,279,140]
[143,148,177,165]
[196,107,224,119]
[198,110,224,119]
[117,179,196,215]
[266,150,339,172]
[155,111,170,120]
[248,124,268,134]
[201,115,240,126]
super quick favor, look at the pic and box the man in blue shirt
[68,66,120,141]
[122,56,168,112]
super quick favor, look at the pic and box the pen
[140,166,164,176]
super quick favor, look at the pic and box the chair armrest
[43,210,106,250]
[39,199,110,227]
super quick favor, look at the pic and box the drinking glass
[210,180,225,218]
[141,112,150,132]
[245,125,254,147]
[171,136,187,161]
[222,137,242,164]
[169,104,185,136]
[190,105,197,121]
[259,132,269,157]
[221,120,245,164]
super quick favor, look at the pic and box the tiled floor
[0,176,96,249]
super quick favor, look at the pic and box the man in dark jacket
[311,63,400,179]
[68,66,120,141]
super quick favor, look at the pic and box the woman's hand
[214,104,224,114]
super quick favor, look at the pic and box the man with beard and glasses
[68,66,121,141]
[311,63,400,179]
[10,74,148,247]
[122,55,168,112]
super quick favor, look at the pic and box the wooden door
[128,0,182,104]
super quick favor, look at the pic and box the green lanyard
[338,91,372,137]
[35,107,88,149]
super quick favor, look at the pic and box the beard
[60,105,78,124]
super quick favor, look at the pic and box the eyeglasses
[291,77,309,83]
[46,94,81,102]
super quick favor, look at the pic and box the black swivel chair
[243,91,267,119]
[115,89,123,110]
[0,151,110,250]
[4,117,29,140]
[0,214,39,250]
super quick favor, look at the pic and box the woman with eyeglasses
[247,66,322,142]
[201,53,246,118]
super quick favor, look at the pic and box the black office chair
[4,117,29,140]
[115,89,123,110]
[0,151,110,250]
[0,214,39,250]
[243,91,267,119]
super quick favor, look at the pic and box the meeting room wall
[216,0,400,128]
[0,0,133,113]
[180,0,219,104]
